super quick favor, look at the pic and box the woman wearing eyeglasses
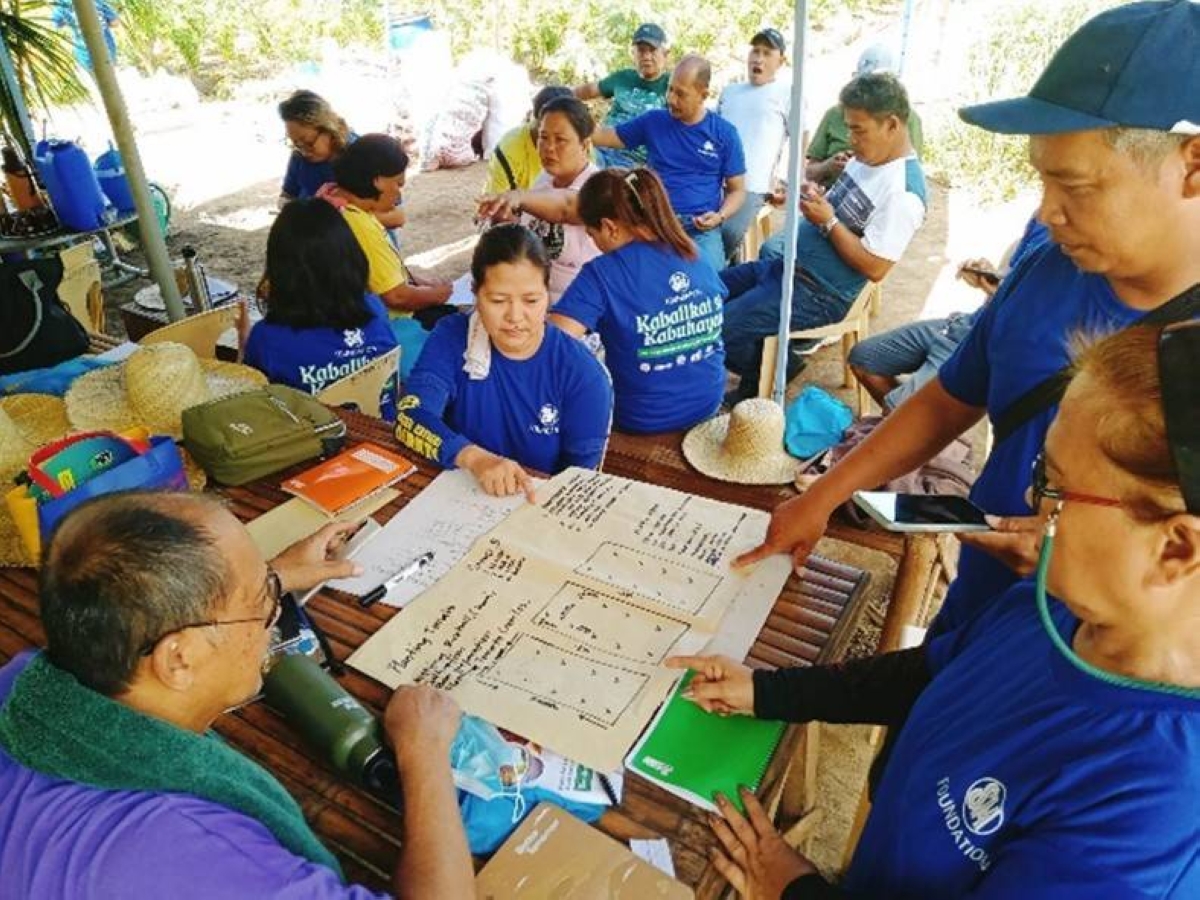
[668,322,1200,899]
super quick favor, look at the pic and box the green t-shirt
[806,104,925,163]
[598,69,669,166]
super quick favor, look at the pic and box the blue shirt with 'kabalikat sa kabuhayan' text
[553,240,726,434]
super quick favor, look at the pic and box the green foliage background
[921,0,1127,202]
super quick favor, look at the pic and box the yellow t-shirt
[485,126,541,193]
[342,204,410,307]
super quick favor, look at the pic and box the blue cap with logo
[960,0,1200,135]
[632,22,668,49]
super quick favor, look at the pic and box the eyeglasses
[1029,451,1123,511]
[287,132,326,153]
[139,566,283,656]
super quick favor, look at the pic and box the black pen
[358,551,435,608]
[598,773,620,806]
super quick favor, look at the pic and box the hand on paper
[734,491,833,573]
[457,445,538,502]
[958,515,1044,578]
[270,520,364,593]
[709,789,817,900]
[666,655,755,715]
[385,684,462,771]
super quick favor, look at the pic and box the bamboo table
[0,411,886,896]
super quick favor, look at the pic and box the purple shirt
[0,652,390,899]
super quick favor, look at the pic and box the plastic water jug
[93,144,135,215]
[33,139,111,231]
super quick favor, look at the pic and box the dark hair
[39,493,233,696]
[470,223,551,291]
[538,96,595,141]
[839,72,910,123]
[532,85,574,119]
[676,54,712,92]
[265,198,371,330]
[577,167,696,260]
[277,90,351,153]
[332,133,408,200]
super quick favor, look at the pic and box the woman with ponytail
[548,167,727,434]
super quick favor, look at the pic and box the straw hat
[0,394,70,447]
[65,342,266,438]
[0,407,38,567]
[682,398,805,485]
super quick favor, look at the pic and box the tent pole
[71,0,185,322]
[771,0,811,404]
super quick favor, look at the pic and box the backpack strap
[494,147,518,191]
[992,282,1200,445]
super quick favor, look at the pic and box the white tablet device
[852,491,992,533]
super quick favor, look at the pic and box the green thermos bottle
[262,653,400,801]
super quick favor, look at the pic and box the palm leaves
[0,1,90,156]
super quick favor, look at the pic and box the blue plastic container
[33,139,111,231]
[94,145,136,215]
[388,14,433,52]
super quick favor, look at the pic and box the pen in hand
[358,551,435,608]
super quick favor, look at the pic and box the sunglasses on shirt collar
[1159,320,1199,515]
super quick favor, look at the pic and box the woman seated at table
[242,198,399,419]
[279,91,406,232]
[548,168,727,434]
[671,322,1200,899]
[394,224,613,498]
[478,96,600,302]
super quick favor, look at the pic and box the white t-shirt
[717,79,791,194]
[834,155,927,262]
[522,164,601,302]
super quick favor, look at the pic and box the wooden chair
[739,204,777,262]
[316,347,401,420]
[756,280,882,414]
[57,243,105,334]
[140,305,239,359]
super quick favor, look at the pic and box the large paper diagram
[348,467,790,772]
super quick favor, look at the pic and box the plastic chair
[140,305,239,359]
[739,204,777,262]
[756,281,882,414]
[57,243,105,334]
[316,347,401,420]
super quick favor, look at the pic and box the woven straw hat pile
[0,343,264,566]
[682,398,805,485]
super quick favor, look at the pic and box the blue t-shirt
[281,152,335,200]
[934,242,1148,634]
[845,584,1200,898]
[554,241,727,434]
[243,294,399,420]
[615,110,746,216]
[394,315,612,474]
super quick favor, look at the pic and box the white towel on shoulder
[462,310,492,380]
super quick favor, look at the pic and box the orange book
[281,443,415,515]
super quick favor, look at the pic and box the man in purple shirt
[0,492,474,898]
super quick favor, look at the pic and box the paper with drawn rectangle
[348,467,790,772]
[326,469,541,607]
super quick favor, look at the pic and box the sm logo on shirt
[698,139,719,160]
[935,775,1005,872]
[530,404,561,436]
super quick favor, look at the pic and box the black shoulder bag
[0,257,90,376]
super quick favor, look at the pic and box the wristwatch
[819,216,837,238]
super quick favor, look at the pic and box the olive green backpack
[182,385,347,485]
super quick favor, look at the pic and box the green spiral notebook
[625,672,786,813]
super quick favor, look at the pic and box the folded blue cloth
[0,356,112,397]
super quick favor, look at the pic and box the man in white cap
[805,42,924,187]
[739,0,1200,642]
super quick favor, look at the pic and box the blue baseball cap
[632,23,668,49]
[960,0,1200,135]
[752,28,787,54]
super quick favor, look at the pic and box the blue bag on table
[6,431,188,559]
[451,715,605,854]
[784,385,854,459]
